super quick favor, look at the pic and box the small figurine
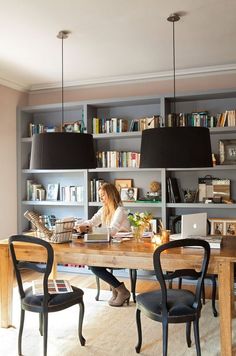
[146,181,161,201]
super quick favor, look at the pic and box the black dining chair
[95,268,137,302]
[172,215,217,317]
[9,235,86,356]
[135,238,210,356]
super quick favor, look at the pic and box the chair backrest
[9,235,54,307]
[153,238,210,315]
[172,215,211,234]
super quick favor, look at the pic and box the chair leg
[18,308,25,356]
[39,312,43,336]
[43,312,48,356]
[78,301,86,346]
[162,320,168,356]
[129,269,137,302]
[178,277,182,289]
[135,309,142,353]
[193,319,201,356]
[202,280,206,304]
[95,276,100,301]
[186,321,191,347]
[211,276,218,317]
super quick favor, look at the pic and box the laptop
[84,227,110,243]
[170,213,207,240]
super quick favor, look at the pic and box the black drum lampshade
[140,127,212,168]
[30,132,97,169]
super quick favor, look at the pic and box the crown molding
[29,64,236,92]
[1,64,236,93]
[0,76,29,93]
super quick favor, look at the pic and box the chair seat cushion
[137,289,196,318]
[22,285,84,312]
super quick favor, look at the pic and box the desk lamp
[30,30,96,169]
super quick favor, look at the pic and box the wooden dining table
[0,235,236,355]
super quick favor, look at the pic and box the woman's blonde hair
[99,183,122,225]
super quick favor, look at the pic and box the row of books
[92,117,128,134]
[26,180,45,201]
[28,120,85,137]
[90,178,105,202]
[129,116,162,131]
[216,110,236,127]
[60,186,84,203]
[166,177,181,203]
[96,151,140,168]
[26,180,84,202]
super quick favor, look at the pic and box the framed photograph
[114,179,133,193]
[46,183,59,201]
[149,218,162,234]
[219,139,236,164]
[120,187,138,201]
[225,221,236,236]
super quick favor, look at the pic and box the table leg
[218,261,233,356]
[0,244,13,328]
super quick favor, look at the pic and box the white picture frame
[46,183,59,201]
[120,187,138,202]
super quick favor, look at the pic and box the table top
[2,235,236,262]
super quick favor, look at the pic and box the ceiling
[0,0,236,92]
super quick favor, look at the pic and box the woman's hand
[75,224,91,234]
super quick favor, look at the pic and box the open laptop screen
[181,212,207,238]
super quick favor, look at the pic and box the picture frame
[219,139,236,164]
[149,218,162,234]
[114,179,133,193]
[46,183,59,201]
[209,218,236,236]
[225,221,236,236]
[120,187,138,201]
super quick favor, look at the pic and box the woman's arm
[109,207,130,236]
[75,208,103,233]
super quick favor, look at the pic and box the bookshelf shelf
[167,203,236,209]
[22,200,84,206]
[93,131,142,139]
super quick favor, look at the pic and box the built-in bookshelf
[17,91,236,233]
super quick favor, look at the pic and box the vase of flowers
[128,212,152,241]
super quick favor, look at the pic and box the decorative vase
[132,225,145,242]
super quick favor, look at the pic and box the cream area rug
[0,287,234,356]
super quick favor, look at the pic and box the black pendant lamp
[140,14,212,169]
[30,31,96,170]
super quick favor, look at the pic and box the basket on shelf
[24,210,75,244]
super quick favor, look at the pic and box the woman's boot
[108,286,118,303]
[109,283,130,307]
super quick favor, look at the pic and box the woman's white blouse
[84,206,130,236]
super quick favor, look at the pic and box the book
[186,235,222,249]
[32,279,73,295]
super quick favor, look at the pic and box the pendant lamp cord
[61,35,64,129]
[57,30,70,131]
[172,19,176,115]
[167,13,180,116]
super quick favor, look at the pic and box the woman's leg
[90,266,121,288]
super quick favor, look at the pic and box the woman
[76,182,131,307]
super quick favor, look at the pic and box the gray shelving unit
[17,91,236,233]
